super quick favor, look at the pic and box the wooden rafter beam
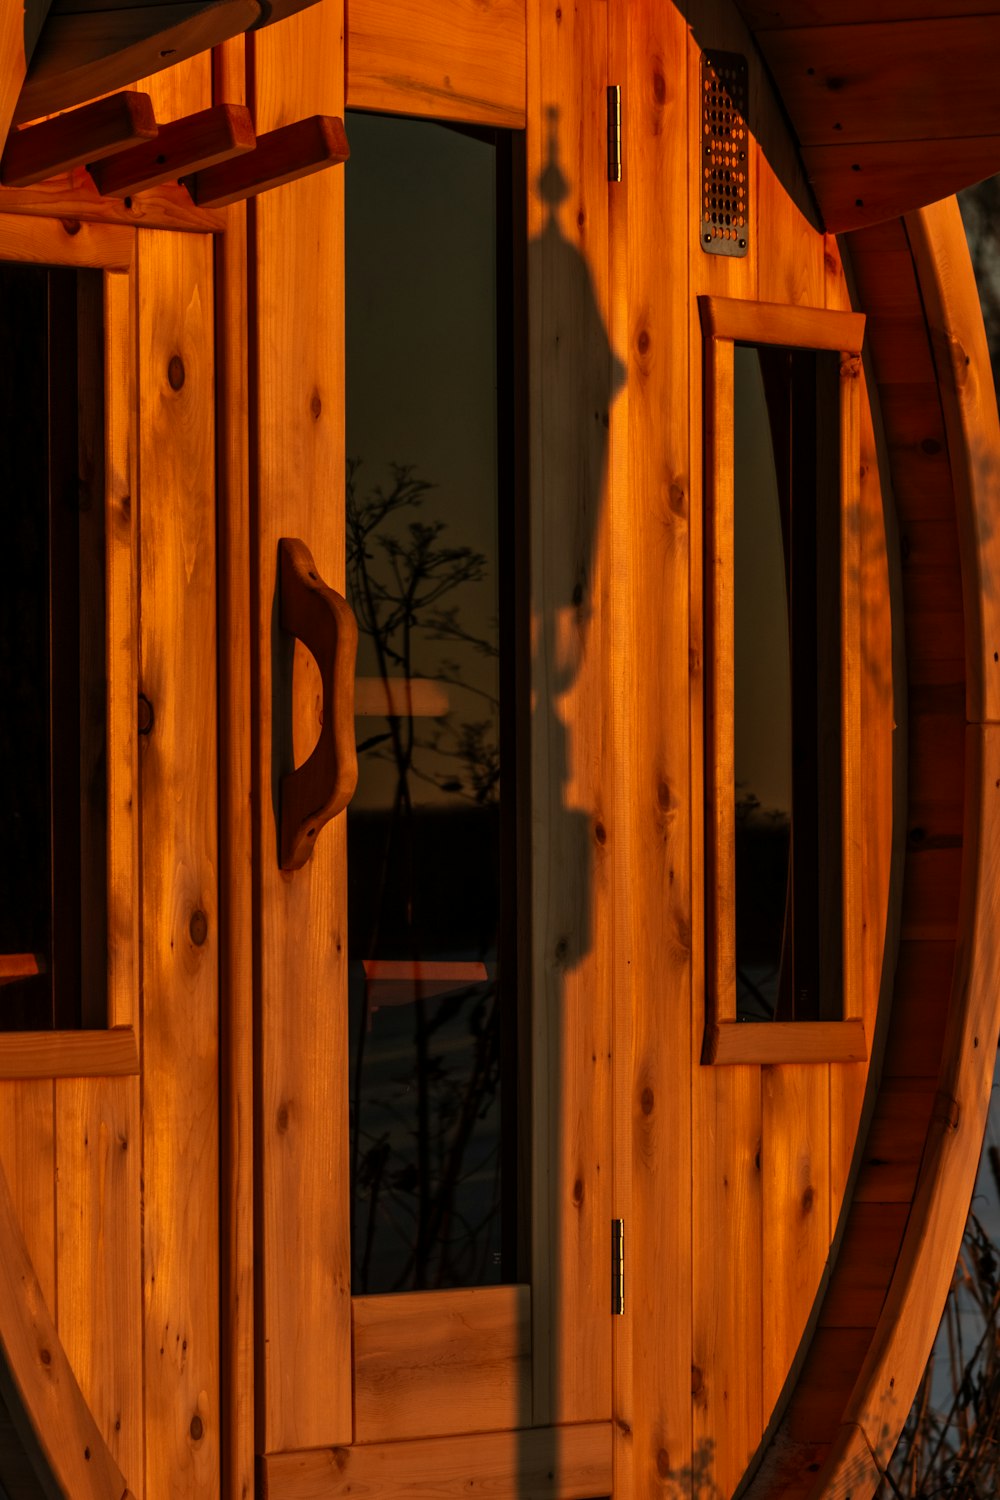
[732,5,1000,230]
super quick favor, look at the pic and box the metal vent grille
[701,51,749,258]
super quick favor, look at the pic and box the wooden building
[1,1,1000,1496]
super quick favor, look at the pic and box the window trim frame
[0,214,138,1077]
[698,294,867,1067]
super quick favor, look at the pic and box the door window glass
[345,111,519,1293]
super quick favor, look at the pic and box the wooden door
[253,3,617,1496]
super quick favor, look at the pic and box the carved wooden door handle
[278,537,358,870]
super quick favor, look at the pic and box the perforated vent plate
[701,51,749,258]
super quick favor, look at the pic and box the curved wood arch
[743,197,1000,1498]
[0,1155,133,1499]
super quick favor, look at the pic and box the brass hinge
[612,1218,625,1315]
[607,85,621,183]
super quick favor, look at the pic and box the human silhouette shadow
[519,105,625,1497]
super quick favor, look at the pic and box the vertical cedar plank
[138,205,219,1500]
[0,1084,56,1315]
[527,0,614,1428]
[55,1078,143,1493]
[688,3,763,1493]
[757,162,833,1425]
[760,1066,831,1421]
[252,0,352,1450]
[607,0,632,1489]
[214,33,255,1500]
[615,0,694,1495]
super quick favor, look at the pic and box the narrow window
[700,297,866,1066]
[345,112,523,1292]
[0,264,106,1031]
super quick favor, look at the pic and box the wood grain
[262,1423,613,1500]
[0,1,26,154]
[55,1076,142,1490]
[0,207,133,264]
[527,0,614,1430]
[253,0,352,1451]
[189,114,348,208]
[754,89,835,1450]
[138,209,219,1496]
[698,294,864,353]
[840,351,864,1025]
[277,536,358,871]
[15,0,259,125]
[90,101,254,197]
[703,331,736,1038]
[830,725,1000,1480]
[762,1066,831,1418]
[0,1156,134,1499]
[103,260,140,1033]
[213,33,254,1500]
[1,90,156,186]
[740,199,966,1500]
[906,198,1000,724]
[0,1031,138,1078]
[0,1084,56,1314]
[346,0,525,128]
[353,1287,531,1442]
[804,136,1000,236]
[689,6,763,1493]
[710,1021,867,1067]
[759,18,1000,148]
[0,171,224,231]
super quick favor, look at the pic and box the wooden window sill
[704,1018,867,1066]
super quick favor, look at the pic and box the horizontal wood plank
[15,0,260,125]
[346,0,525,127]
[352,1286,530,1442]
[804,136,1000,235]
[699,294,865,351]
[263,1422,612,1500]
[0,1030,138,1079]
[0,168,224,231]
[708,1020,867,1066]
[759,18,1000,147]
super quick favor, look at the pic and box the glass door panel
[345,110,519,1294]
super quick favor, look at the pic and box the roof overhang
[734,3,1000,231]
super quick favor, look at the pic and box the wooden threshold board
[262,1422,613,1499]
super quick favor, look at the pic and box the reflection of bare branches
[347,457,506,1292]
